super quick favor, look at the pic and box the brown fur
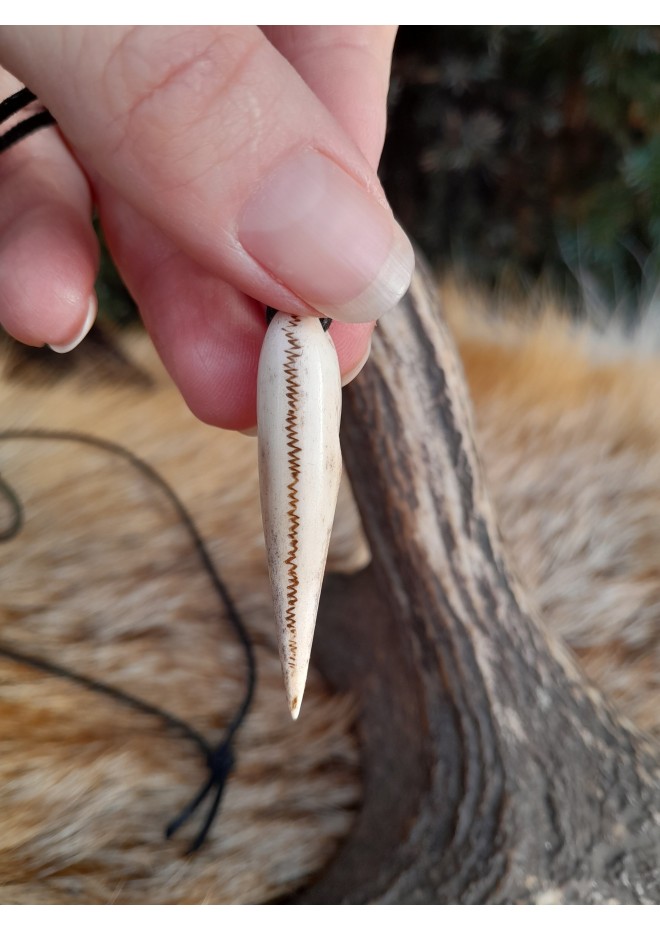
[1,287,659,902]
[0,333,365,903]
[445,280,660,737]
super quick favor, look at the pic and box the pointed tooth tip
[286,682,303,720]
[281,643,311,721]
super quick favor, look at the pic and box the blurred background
[382,25,660,318]
[98,25,660,325]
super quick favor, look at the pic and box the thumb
[0,26,414,324]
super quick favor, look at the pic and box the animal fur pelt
[0,288,659,902]
[444,281,660,738]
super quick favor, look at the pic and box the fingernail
[239,425,258,437]
[48,293,97,354]
[239,151,414,323]
[341,340,371,387]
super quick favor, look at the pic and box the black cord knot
[207,739,235,786]
[165,737,236,854]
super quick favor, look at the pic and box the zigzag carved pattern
[283,316,303,667]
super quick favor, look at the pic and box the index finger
[262,26,397,170]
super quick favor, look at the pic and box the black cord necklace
[0,428,257,854]
[0,86,56,153]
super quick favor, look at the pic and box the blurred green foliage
[382,25,660,310]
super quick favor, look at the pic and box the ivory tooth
[257,312,342,719]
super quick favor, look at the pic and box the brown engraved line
[283,316,303,667]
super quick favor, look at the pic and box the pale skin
[0,26,412,431]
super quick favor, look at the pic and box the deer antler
[301,262,660,904]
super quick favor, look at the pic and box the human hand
[0,26,413,430]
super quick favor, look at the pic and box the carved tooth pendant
[257,311,342,720]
